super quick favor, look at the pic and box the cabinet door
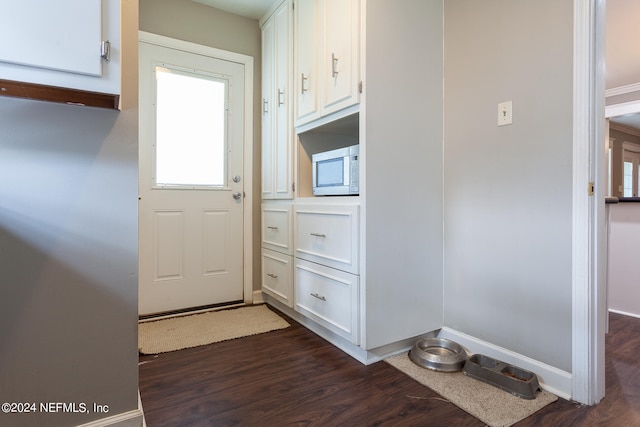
[0,1,101,76]
[263,248,294,307]
[261,17,275,198]
[274,3,293,198]
[0,0,120,95]
[262,1,293,200]
[295,204,359,274]
[294,0,320,126]
[262,203,293,254]
[321,0,360,115]
[295,258,359,343]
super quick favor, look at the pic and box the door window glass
[154,66,227,187]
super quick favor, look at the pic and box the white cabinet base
[295,258,358,343]
[262,248,294,307]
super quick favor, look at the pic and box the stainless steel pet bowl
[409,337,467,372]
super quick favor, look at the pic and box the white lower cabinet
[262,203,293,254]
[295,258,358,344]
[294,204,359,274]
[293,202,360,344]
[262,248,294,307]
[261,202,294,306]
[262,200,360,347]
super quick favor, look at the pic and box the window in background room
[623,151,640,197]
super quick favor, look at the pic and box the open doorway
[603,0,640,317]
[602,0,640,400]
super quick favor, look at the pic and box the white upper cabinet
[320,0,360,116]
[261,1,294,199]
[294,0,319,125]
[294,0,360,129]
[0,0,120,97]
[262,15,275,197]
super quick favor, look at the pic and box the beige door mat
[139,304,290,354]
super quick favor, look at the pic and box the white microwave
[312,145,359,196]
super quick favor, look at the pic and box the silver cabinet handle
[101,41,111,62]
[278,89,285,106]
[263,98,269,114]
[331,53,338,78]
[267,273,278,279]
[310,233,326,237]
[311,293,326,301]
[301,73,308,94]
[267,226,279,230]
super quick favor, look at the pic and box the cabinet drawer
[262,204,292,254]
[262,248,293,308]
[295,204,359,273]
[295,259,358,344]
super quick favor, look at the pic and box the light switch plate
[498,101,513,126]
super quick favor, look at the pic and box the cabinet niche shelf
[0,79,119,110]
[297,113,360,198]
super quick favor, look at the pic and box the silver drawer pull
[267,226,279,230]
[267,273,278,279]
[310,233,326,237]
[310,293,326,301]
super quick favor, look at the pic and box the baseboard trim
[252,290,265,304]
[438,327,572,400]
[609,308,640,319]
[265,298,573,399]
[76,407,144,427]
[77,391,144,427]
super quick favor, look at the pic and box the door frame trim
[571,0,606,405]
[139,31,254,304]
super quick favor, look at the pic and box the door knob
[232,175,241,183]
[233,192,243,200]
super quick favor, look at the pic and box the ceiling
[194,0,640,129]
[192,0,277,20]
[606,0,640,89]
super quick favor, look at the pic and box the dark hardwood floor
[139,309,640,426]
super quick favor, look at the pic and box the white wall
[0,99,139,425]
[443,0,574,372]
[0,3,139,424]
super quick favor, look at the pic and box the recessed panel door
[139,41,245,315]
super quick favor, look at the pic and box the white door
[139,40,245,316]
